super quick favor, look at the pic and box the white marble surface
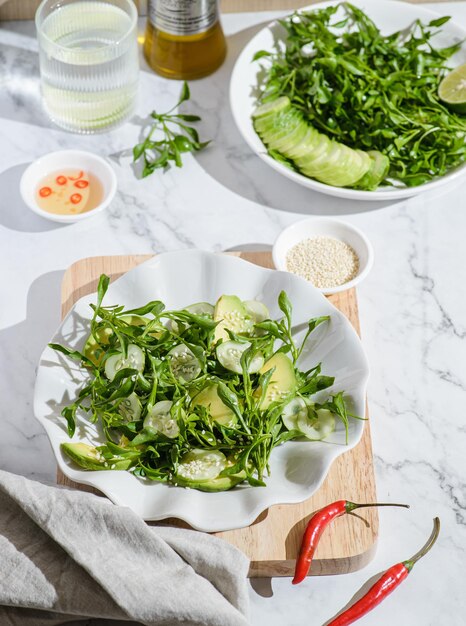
[1,3,465,625]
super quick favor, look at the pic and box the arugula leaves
[133,82,210,179]
[254,2,466,186]
[50,281,355,489]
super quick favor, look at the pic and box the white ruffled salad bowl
[34,250,369,531]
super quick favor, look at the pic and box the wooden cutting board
[58,252,378,577]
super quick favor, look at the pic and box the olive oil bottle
[144,0,226,80]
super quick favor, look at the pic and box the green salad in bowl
[230,0,466,199]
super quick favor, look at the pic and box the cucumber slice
[313,145,370,187]
[167,344,201,383]
[254,109,302,136]
[144,400,179,438]
[243,300,269,323]
[256,109,304,139]
[266,119,309,154]
[252,96,290,119]
[355,150,390,190]
[297,407,335,440]
[175,471,246,492]
[216,341,264,374]
[300,140,342,176]
[176,449,227,482]
[104,344,145,381]
[281,396,307,431]
[83,315,148,367]
[244,299,270,337]
[295,134,333,171]
[185,302,214,317]
[284,128,320,160]
[253,98,391,190]
[118,392,142,422]
[321,147,371,187]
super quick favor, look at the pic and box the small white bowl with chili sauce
[20,149,117,223]
[273,217,374,295]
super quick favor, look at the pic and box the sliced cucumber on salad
[281,397,336,440]
[252,96,388,189]
[53,278,354,492]
[167,344,202,383]
[104,344,145,381]
[144,400,180,438]
[216,340,264,374]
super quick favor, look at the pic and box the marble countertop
[1,3,465,625]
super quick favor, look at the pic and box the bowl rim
[272,217,374,295]
[19,149,118,223]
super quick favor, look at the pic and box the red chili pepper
[68,170,84,181]
[74,179,89,189]
[292,500,409,585]
[56,175,67,185]
[326,517,440,626]
[39,186,52,197]
[70,193,82,204]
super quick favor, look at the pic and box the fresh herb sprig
[254,2,466,186]
[133,82,210,179]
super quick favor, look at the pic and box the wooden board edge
[248,540,378,577]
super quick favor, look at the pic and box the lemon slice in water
[438,63,466,114]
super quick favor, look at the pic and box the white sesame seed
[286,236,359,288]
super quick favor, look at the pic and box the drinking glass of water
[36,0,139,133]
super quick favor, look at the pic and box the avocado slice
[191,384,236,426]
[61,442,134,471]
[213,295,253,343]
[83,325,113,366]
[175,471,247,492]
[255,353,297,409]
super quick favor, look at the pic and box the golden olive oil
[143,1,226,80]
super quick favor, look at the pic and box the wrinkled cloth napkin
[0,470,250,626]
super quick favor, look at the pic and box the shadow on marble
[0,270,64,480]
[321,568,388,625]
[249,578,274,598]
[0,163,65,232]
[0,41,54,130]
[186,23,399,217]
[226,243,272,252]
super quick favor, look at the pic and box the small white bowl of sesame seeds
[272,217,374,295]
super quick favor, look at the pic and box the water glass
[36,0,139,133]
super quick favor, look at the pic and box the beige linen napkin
[0,470,250,626]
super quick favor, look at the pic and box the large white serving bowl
[230,0,466,201]
[34,250,369,531]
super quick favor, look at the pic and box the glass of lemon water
[36,0,139,133]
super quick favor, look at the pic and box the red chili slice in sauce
[68,171,84,181]
[70,193,82,204]
[74,179,89,189]
[56,175,67,185]
[39,187,52,197]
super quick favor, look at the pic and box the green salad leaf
[50,277,357,491]
[254,2,466,186]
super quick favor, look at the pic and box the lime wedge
[438,63,466,114]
